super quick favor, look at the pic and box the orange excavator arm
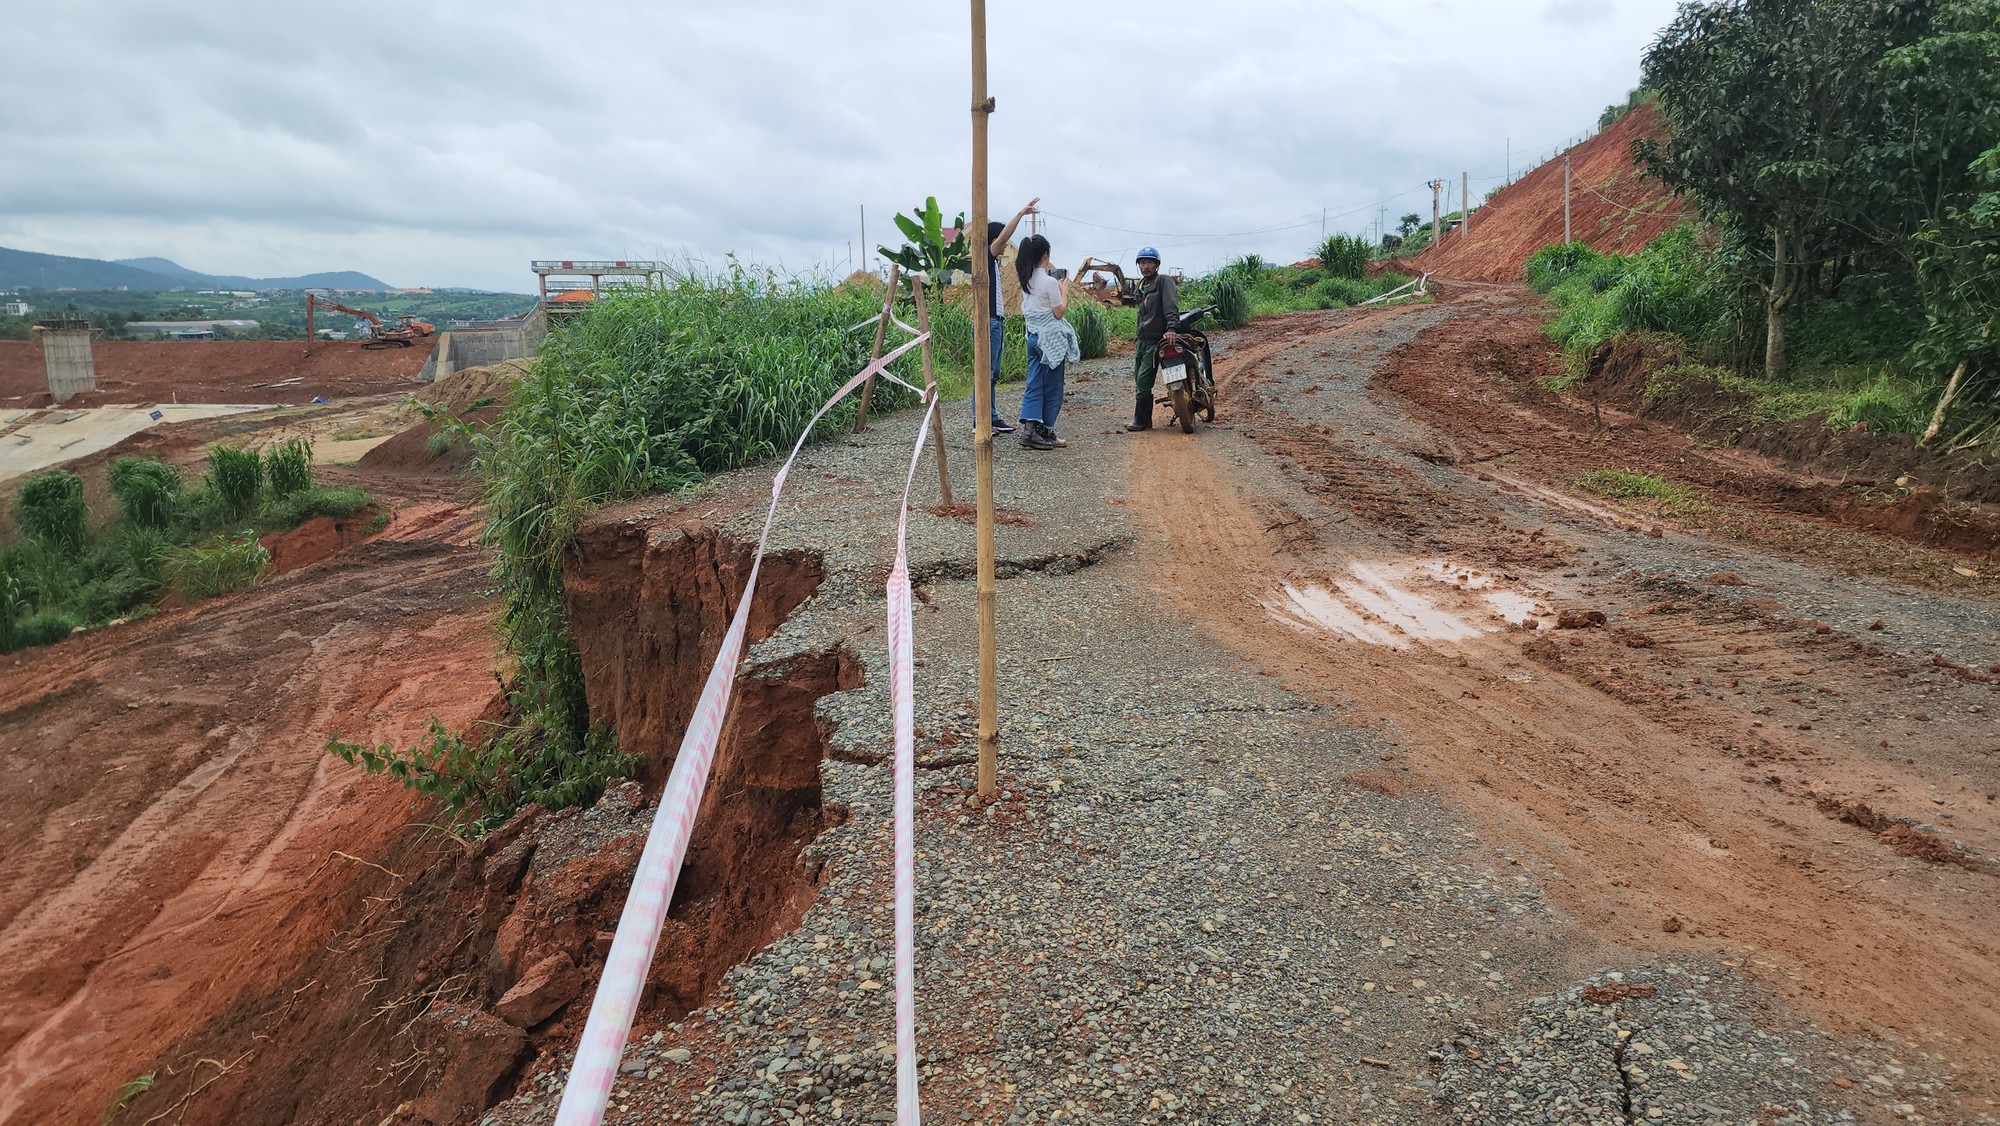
[306,294,384,328]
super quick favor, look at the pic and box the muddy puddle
[1266,558,1553,648]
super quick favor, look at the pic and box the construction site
[4,6,1999,1126]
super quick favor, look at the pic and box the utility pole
[1461,172,1470,240]
[860,205,866,274]
[1378,206,1387,249]
[1566,152,1577,244]
[1429,179,1443,250]
[1506,138,1510,184]
[1320,207,1326,243]
[968,0,1000,801]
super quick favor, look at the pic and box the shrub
[426,429,456,458]
[263,437,314,498]
[1526,242,1605,293]
[1211,275,1251,328]
[107,457,182,529]
[1313,276,1379,308]
[163,531,269,601]
[1316,234,1371,280]
[265,486,373,526]
[1103,305,1138,341]
[1829,375,1924,433]
[4,609,78,651]
[329,717,636,832]
[15,471,88,555]
[1577,469,1702,513]
[1066,301,1109,359]
[204,446,263,518]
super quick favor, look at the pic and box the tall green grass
[1316,234,1371,280]
[15,471,88,556]
[263,437,314,498]
[1527,225,1725,359]
[2,451,372,653]
[1067,302,1109,359]
[108,458,181,529]
[205,446,264,518]
[398,270,926,829]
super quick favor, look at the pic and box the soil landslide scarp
[0,532,499,1124]
[1409,102,1688,280]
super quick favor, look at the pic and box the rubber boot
[1126,392,1153,432]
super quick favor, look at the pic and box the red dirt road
[1126,293,2000,1113]
[0,339,433,406]
[0,488,494,1124]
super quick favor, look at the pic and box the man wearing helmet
[1126,248,1180,432]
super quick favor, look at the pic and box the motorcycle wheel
[1168,383,1196,434]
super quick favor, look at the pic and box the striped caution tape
[555,306,927,1126]
[885,391,939,1125]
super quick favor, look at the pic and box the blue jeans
[972,314,1005,423]
[1021,332,1065,430]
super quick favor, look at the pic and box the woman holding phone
[1013,234,1080,450]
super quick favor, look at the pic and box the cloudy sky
[2,1,1680,293]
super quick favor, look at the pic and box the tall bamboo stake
[854,263,901,432]
[912,278,954,506]
[969,0,1000,798]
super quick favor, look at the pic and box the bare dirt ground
[1406,104,1689,281]
[0,339,433,408]
[0,458,495,1123]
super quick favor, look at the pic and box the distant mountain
[109,255,392,291]
[0,246,392,292]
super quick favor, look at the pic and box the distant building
[124,319,262,338]
[3,301,29,316]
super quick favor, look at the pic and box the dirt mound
[0,339,435,407]
[360,405,500,475]
[259,509,386,574]
[1407,104,1690,281]
[413,359,524,416]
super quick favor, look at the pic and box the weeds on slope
[1,443,373,653]
[337,268,922,831]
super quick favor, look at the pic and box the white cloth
[1021,270,1080,368]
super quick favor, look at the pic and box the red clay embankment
[1409,102,1691,281]
[0,339,432,406]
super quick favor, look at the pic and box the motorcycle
[1154,304,1219,434]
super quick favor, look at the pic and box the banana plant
[877,196,971,281]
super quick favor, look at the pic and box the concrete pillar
[41,327,96,403]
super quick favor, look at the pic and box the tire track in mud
[1122,301,2000,1106]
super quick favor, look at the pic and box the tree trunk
[1919,358,1969,448]
[1765,226,1791,382]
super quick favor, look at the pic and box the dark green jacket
[1135,273,1180,341]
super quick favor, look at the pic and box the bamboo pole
[913,277,954,506]
[854,263,901,432]
[969,0,1000,799]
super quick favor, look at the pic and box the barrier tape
[555,309,927,1126]
[886,392,938,1125]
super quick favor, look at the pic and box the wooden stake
[969,0,1000,799]
[912,278,954,506]
[853,262,900,432]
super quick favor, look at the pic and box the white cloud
[1,0,1680,291]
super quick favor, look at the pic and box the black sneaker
[991,418,1017,434]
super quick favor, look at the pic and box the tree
[1397,213,1422,238]
[1915,143,2000,446]
[1638,0,1920,379]
[876,197,970,281]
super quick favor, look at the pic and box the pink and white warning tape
[886,391,939,1125]
[555,308,928,1126]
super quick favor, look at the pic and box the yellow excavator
[1074,257,1140,307]
[305,294,437,350]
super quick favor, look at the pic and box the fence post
[912,277,953,506]
[854,262,901,432]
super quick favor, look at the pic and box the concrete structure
[3,301,30,317]
[531,260,666,308]
[416,308,547,383]
[36,320,95,402]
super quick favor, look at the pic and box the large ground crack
[911,535,1132,585]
